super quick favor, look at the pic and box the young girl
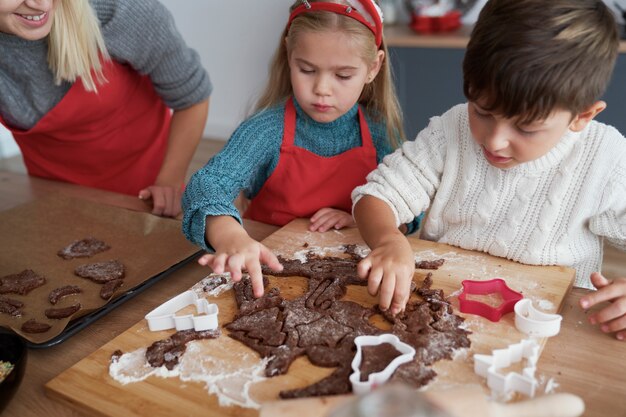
[182,0,408,297]
[0,0,211,217]
[352,0,626,341]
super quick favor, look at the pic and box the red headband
[286,1,383,48]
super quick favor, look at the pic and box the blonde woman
[0,0,211,217]
[183,0,414,299]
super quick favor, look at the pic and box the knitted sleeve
[590,156,626,252]
[352,115,447,226]
[92,0,212,109]
[181,109,284,251]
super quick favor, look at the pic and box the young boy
[352,0,626,341]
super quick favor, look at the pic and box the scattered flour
[193,273,235,297]
[109,339,269,409]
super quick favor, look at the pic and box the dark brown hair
[463,0,619,123]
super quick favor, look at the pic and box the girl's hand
[580,272,626,341]
[139,185,182,218]
[197,233,283,298]
[356,234,415,315]
[309,208,355,232]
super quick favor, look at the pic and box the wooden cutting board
[45,219,574,417]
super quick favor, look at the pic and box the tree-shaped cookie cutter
[349,334,416,395]
[145,290,219,332]
[458,278,523,322]
[514,299,562,337]
[474,338,540,397]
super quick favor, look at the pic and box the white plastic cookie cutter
[349,334,416,395]
[474,339,540,397]
[145,290,219,332]
[514,299,562,337]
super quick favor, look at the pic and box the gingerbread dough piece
[415,259,445,270]
[0,269,46,295]
[0,296,24,317]
[49,285,83,305]
[145,329,221,370]
[21,319,51,333]
[45,303,82,319]
[100,279,124,300]
[58,237,110,260]
[74,260,125,283]
[228,246,470,399]
[359,343,402,382]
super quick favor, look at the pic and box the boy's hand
[357,234,415,315]
[580,272,626,341]
[138,185,182,218]
[199,219,283,298]
[309,208,355,232]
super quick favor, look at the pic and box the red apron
[244,97,378,226]
[0,60,171,196]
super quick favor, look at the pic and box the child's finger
[209,253,228,274]
[590,272,611,289]
[151,190,166,216]
[367,266,383,298]
[378,273,396,311]
[588,300,626,325]
[598,314,626,334]
[580,281,621,309]
[197,253,214,266]
[616,330,626,341]
[310,208,330,223]
[246,260,265,298]
[227,253,245,282]
[315,216,340,233]
[357,258,372,280]
[260,246,283,272]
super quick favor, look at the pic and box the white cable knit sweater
[352,104,626,289]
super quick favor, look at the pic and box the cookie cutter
[474,338,539,398]
[514,299,562,337]
[349,334,416,395]
[458,278,523,322]
[145,290,219,332]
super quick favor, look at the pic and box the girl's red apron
[244,97,377,226]
[0,60,170,196]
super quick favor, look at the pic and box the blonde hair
[48,0,110,92]
[255,0,405,146]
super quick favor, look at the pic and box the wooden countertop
[1,171,624,417]
[384,24,626,53]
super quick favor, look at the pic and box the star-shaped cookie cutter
[458,278,523,322]
[474,338,539,397]
[349,334,416,395]
[145,290,219,332]
[514,299,562,337]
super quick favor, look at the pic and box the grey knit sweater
[0,0,211,130]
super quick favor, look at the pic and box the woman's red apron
[244,97,378,226]
[0,60,171,196]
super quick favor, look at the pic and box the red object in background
[410,10,461,33]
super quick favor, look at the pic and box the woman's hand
[580,272,626,341]
[139,185,182,218]
[309,208,355,232]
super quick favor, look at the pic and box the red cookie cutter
[458,279,523,322]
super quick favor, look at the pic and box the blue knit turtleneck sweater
[182,98,395,251]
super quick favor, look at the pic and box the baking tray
[0,195,201,347]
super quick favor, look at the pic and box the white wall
[160,0,290,140]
